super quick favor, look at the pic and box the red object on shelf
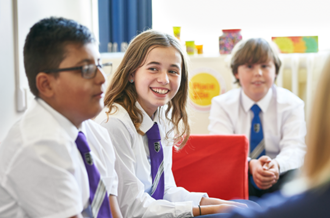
[172,134,249,200]
[222,29,241,33]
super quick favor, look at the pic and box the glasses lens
[101,62,112,77]
[82,64,97,79]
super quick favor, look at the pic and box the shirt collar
[241,86,273,113]
[136,101,159,134]
[37,98,79,141]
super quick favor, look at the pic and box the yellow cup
[185,41,195,55]
[173,26,181,40]
[195,45,203,54]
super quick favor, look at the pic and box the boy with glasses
[0,17,121,218]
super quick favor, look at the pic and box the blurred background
[1,0,329,141]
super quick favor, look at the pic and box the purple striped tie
[145,123,165,200]
[75,132,112,218]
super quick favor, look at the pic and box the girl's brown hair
[304,57,330,188]
[230,38,282,85]
[104,30,190,149]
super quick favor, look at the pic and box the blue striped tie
[250,104,266,189]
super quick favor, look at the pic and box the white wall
[152,0,330,55]
[0,0,21,142]
[152,0,330,134]
[0,0,97,142]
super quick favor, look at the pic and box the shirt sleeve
[208,97,235,134]
[5,139,83,218]
[84,120,119,196]
[275,100,307,174]
[100,134,119,196]
[101,117,194,218]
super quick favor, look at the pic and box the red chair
[172,134,249,200]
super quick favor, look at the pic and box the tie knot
[251,104,261,115]
[146,123,161,140]
[75,131,91,153]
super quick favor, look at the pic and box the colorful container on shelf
[195,44,203,54]
[272,36,318,53]
[219,29,242,54]
[173,26,181,40]
[185,41,195,55]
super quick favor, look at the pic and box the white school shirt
[208,85,306,174]
[0,98,118,218]
[96,102,207,218]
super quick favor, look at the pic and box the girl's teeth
[153,88,168,94]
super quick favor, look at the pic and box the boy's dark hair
[23,17,95,96]
[230,38,282,85]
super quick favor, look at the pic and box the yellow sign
[189,73,220,107]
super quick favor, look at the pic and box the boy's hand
[263,159,280,183]
[249,156,277,189]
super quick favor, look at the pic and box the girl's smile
[130,46,182,118]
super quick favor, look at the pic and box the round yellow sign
[189,73,220,107]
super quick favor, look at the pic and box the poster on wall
[188,67,226,112]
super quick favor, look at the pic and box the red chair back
[172,134,249,200]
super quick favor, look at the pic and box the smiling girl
[96,30,246,217]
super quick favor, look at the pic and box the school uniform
[208,85,306,174]
[97,102,207,218]
[0,98,118,218]
[220,183,330,218]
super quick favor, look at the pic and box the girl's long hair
[304,57,330,188]
[104,30,190,148]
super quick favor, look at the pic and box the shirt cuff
[187,192,208,206]
[274,158,286,174]
[173,201,194,217]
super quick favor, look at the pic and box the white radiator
[277,51,330,120]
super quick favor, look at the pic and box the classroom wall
[2,0,330,140]
[0,0,22,142]
[152,0,330,54]
[0,0,97,142]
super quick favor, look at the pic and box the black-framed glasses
[44,62,112,79]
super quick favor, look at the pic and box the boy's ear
[36,72,56,98]
[234,72,239,79]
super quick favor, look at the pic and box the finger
[267,161,274,169]
[255,180,275,189]
[257,183,273,190]
[259,156,272,164]
[225,201,248,208]
[258,179,276,187]
[268,169,279,177]
[262,163,270,170]
[217,204,241,213]
[257,169,275,177]
[254,177,276,187]
[255,175,276,183]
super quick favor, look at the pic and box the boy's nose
[157,70,169,84]
[95,67,106,84]
[254,68,263,76]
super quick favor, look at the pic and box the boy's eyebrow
[146,61,180,69]
[75,58,100,65]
